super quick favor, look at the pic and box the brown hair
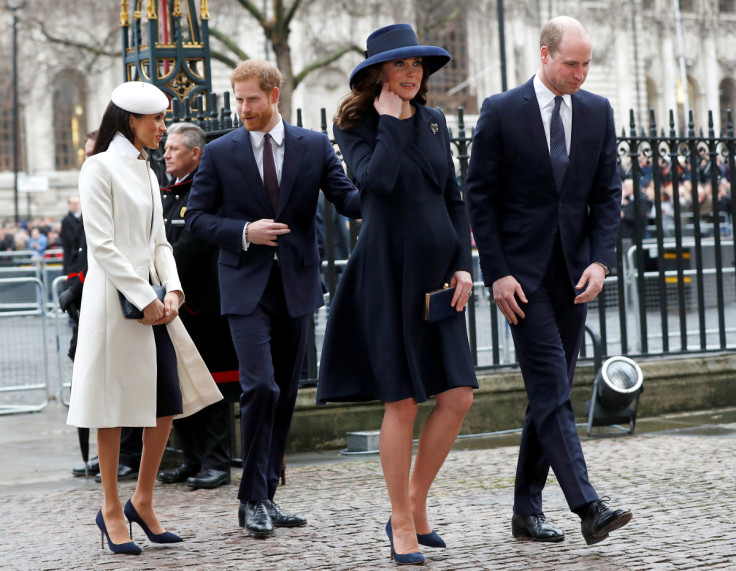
[231,60,283,94]
[334,61,431,130]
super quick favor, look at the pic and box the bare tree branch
[232,0,267,27]
[211,50,241,69]
[293,44,362,88]
[210,26,250,61]
[283,0,304,28]
[27,17,119,58]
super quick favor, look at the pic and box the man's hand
[247,219,291,247]
[574,263,607,304]
[492,275,527,325]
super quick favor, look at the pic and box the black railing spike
[728,108,734,138]
[687,109,695,137]
[320,108,327,135]
[660,127,665,138]
[649,108,656,137]
[183,96,192,123]
[458,106,465,130]
[222,91,232,129]
[640,127,646,138]
[209,93,219,131]
[629,108,636,136]
[171,98,181,123]
[669,109,676,137]
[699,127,704,138]
[196,94,206,129]
[296,108,303,128]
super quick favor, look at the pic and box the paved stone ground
[2,406,736,570]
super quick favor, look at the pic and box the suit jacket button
[551,228,557,234]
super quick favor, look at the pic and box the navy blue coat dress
[317,105,478,404]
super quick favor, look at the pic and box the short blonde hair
[231,60,283,94]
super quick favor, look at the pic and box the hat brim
[349,46,451,88]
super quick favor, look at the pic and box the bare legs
[130,415,174,534]
[97,415,174,542]
[380,387,474,555]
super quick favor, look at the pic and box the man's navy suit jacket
[466,77,622,295]
[185,120,360,318]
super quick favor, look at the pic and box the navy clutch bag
[424,284,461,323]
[119,285,166,319]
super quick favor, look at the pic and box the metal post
[10,4,24,224]
[632,0,643,127]
[497,0,508,92]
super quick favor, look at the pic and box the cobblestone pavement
[1,406,735,570]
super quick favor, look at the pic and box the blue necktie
[550,96,569,191]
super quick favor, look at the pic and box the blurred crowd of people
[0,216,64,257]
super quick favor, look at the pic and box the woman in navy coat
[317,24,477,565]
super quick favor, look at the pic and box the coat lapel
[405,105,440,190]
[520,79,558,195]
[230,127,273,215]
[277,121,304,217]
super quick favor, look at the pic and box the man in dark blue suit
[467,16,631,546]
[186,60,360,537]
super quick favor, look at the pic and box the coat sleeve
[437,109,472,274]
[333,115,416,196]
[317,133,361,219]
[465,96,511,286]
[587,101,623,268]
[186,143,248,253]
[79,157,157,311]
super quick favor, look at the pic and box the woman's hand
[449,270,474,311]
[373,82,402,118]
[138,297,164,326]
[138,291,180,325]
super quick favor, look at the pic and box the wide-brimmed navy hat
[349,23,451,88]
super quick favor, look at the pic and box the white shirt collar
[534,73,572,111]
[249,115,285,148]
[109,132,148,159]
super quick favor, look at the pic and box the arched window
[719,78,736,133]
[53,70,87,170]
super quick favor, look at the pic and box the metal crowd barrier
[0,277,51,414]
[52,275,74,406]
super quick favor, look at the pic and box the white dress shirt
[242,115,285,251]
[534,73,572,156]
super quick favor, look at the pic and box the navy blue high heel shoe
[386,518,424,565]
[96,510,142,555]
[124,500,183,544]
[417,530,446,548]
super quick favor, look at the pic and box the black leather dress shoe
[72,457,100,477]
[264,499,307,527]
[511,513,565,542]
[94,464,139,483]
[187,468,230,489]
[158,463,199,484]
[580,497,633,545]
[238,501,274,537]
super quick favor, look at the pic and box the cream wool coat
[67,134,222,428]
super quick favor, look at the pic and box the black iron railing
[156,94,736,377]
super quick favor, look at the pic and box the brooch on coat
[430,120,438,135]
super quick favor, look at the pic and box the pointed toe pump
[96,510,142,555]
[124,500,182,544]
[386,518,425,565]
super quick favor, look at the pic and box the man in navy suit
[467,16,632,546]
[186,60,360,537]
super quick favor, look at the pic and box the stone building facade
[1,0,735,219]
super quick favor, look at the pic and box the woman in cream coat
[67,82,221,555]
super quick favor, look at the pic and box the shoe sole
[246,528,274,538]
[187,478,231,489]
[272,521,307,528]
[512,532,565,543]
[584,512,633,545]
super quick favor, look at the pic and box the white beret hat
[111,81,169,114]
